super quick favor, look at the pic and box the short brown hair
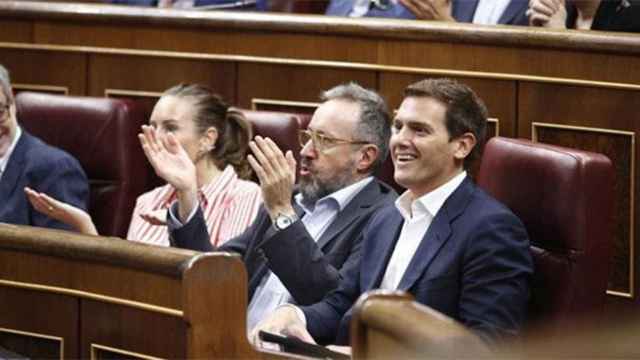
[320,82,391,173]
[163,84,253,179]
[404,78,488,169]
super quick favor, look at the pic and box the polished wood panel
[32,21,379,63]
[378,73,516,137]
[13,84,68,95]
[0,20,32,42]
[237,63,376,109]
[0,287,76,359]
[518,82,640,136]
[0,249,185,309]
[351,292,640,359]
[378,41,640,85]
[251,98,318,114]
[351,291,490,359]
[81,300,186,359]
[0,47,86,95]
[88,54,236,102]
[0,224,279,359]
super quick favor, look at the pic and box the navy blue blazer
[325,0,529,25]
[0,131,89,230]
[302,177,533,345]
[170,178,397,305]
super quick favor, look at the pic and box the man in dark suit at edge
[0,64,89,230]
[140,82,397,330]
[251,78,533,352]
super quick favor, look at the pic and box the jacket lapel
[362,210,404,291]
[498,0,528,24]
[316,179,385,249]
[0,132,29,201]
[452,0,479,22]
[396,212,451,291]
[396,177,475,291]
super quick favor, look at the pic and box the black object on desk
[259,331,350,359]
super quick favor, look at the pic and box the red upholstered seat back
[16,92,150,238]
[238,109,302,184]
[477,137,615,333]
[239,109,302,162]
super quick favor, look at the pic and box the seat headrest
[16,92,148,182]
[477,137,613,252]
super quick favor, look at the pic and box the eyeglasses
[298,129,369,152]
[0,103,9,119]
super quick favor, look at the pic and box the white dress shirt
[246,176,373,331]
[0,126,22,181]
[472,0,512,25]
[380,171,467,290]
[290,172,468,326]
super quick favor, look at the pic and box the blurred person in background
[527,0,640,32]
[323,0,529,26]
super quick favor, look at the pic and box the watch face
[275,215,293,230]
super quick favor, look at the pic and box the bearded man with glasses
[150,82,396,330]
[0,64,88,230]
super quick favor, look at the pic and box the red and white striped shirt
[126,165,262,247]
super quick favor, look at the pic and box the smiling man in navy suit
[0,64,88,230]
[326,0,529,25]
[252,78,533,350]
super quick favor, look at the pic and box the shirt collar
[295,176,373,214]
[0,125,22,175]
[395,171,467,221]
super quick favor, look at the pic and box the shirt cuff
[167,200,200,230]
[278,304,307,327]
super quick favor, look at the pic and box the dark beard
[298,166,357,204]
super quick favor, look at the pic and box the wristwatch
[273,213,298,231]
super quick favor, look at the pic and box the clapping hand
[527,0,567,28]
[399,0,454,21]
[247,136,297,222]
[139,125,198,222]
[24,187,98,235]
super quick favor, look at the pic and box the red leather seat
[16,92,150,238]
[477,137,615,334]
[239,109,302,162]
